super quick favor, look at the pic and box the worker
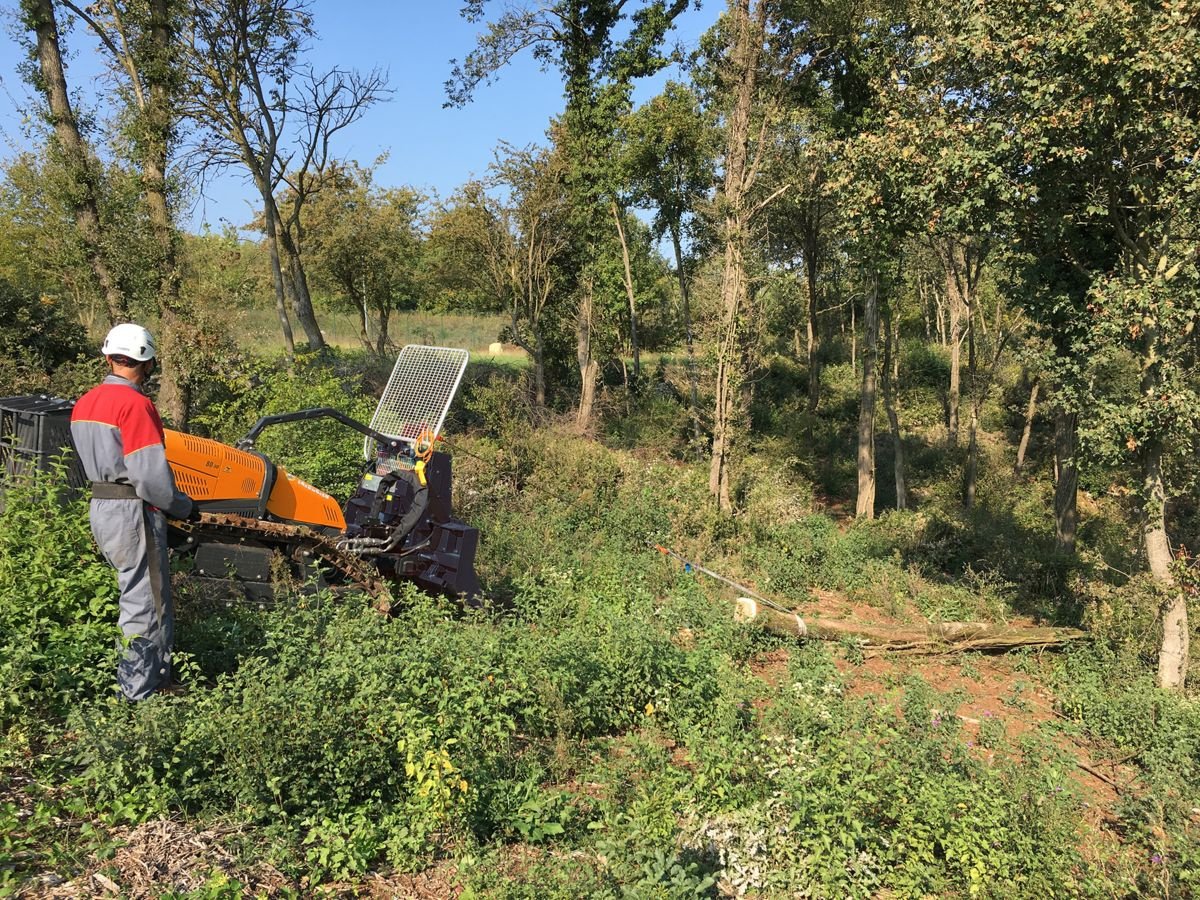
[70,323,198,701]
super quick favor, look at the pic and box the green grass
[234,306,512,355]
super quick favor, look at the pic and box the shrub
[0,465,119,735]
[73,571,728,878]
[191,351,375,498]
[0,278,91,396]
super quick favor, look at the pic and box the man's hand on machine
[186,500,203,523]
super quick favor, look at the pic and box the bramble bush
[0,465,119,740]
[71,571,732,879]
[3,366,1194,896]
[190,350,375,498]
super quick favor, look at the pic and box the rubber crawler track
[169,513,392,611]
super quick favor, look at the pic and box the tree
[303,163,423,356]
[427,145,573,409]
[763,113,836,414]
[55,0,205,423]
[183,0,388,356]
[945,0,1200,688]
[623,81,718,445]
[448,0,689,426]
[20,0,128,324]
[706,0,772,511]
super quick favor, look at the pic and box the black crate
[0,395,87,492]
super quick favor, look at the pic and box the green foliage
[191,351,375,498]
[1052,644,1200,894]
[0,276,91,396]
[0,464,118,731]
[71,570,727,878]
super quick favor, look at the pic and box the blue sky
[0,2,718,233]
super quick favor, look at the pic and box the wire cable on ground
[441,435,800,617]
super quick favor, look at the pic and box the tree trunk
[1137,330,1189,689]
[882,298,906,511]
[141,0,190,427]
[1014,380,1039,473]
[264,217,296,361]
[850,300,857,377]
[611,198,640,384]
[856,275,879,519]
[1142,444,1189,689]
[708,0,764,512]
[1142,448,1190,686]
[1053,406,1078,553]
[963,406,980,509]
[921,280,932,341]
[355,292,371,350]
[709,232,743,512]
[275,218,325,350]
[947,270,963,448]
[576,277,598,428]
[375,305,390,356]
[533,333,546,410]
[805,227,821,412]
[25,0,126,324]
[936,288,947,346]
[671,223,702,450]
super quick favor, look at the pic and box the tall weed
[0,465,118,734]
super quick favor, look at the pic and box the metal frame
[363,345,470,459]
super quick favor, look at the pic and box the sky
[0,1,719,234]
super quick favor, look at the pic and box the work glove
[186,501,203,523]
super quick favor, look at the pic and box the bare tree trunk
[1054,406,1078,553]
[850,300,857,377]
[708,0,765,512]
[1014,380,1039,473]
[355,293,371,350]
[671,224,702,449]
[947,271,963,448]
[856,275,879,519]
[1142,444,1189,689]
[710,233,744,512]
[140,0,191,426]
[920,279,932,341]
[963,406,980,509]
[375,305,390,356]
[576,277,598,428]
[275,218,325,350]
[611,198,640,384]
[936,287,947,346]
[264,217,296,361]
[961,293,980,508]
[805,232,821,412]
[882,298,906,510]
[24,0,126,324]
[533,333,546,409]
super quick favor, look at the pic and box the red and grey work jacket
[70,375,193,518]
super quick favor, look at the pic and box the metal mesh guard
[364,345,470,458]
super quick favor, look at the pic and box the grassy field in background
[236,306,517,358]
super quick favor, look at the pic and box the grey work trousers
[90,498,173,701]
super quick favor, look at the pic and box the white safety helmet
[101,323,157,361]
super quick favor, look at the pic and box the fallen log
[733,598,1089,655]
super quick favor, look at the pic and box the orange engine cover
[164,429,346,532]
[165,430,267,501]
[266,467,347,531]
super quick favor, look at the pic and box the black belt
[91,481,140,500]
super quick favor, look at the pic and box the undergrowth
[1,352,1197,897]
